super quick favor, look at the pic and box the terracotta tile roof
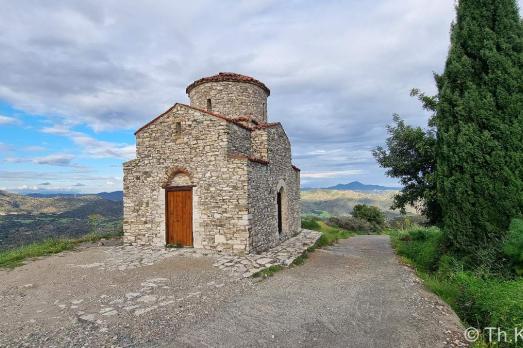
[134,103,254,135]
[234,115,259,125]
[180,104,254,131]
[133,103,282,135]
[186,72,270,96]
[291,164,301,171]
[254,122,280,130]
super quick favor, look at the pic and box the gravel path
[0,235,467,347]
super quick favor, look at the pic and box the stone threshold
[213,229,322,278]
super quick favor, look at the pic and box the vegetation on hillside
[0,191,123,251]
[0,228,123,268]
[301,189,417,219]
[0,190,102,214]
[388,226,523,347]
[352,204,385,226]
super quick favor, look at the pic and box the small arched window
[175,122,181,135]
[207,99,212,111]
[277,187,284,234]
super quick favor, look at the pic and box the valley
[0,191,122,251]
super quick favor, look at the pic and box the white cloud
[301,169,365,179]
[1,1,521,186]
[4,153,76,167]
[0,115,20,125]
[23,145,46,152]
[33,153,75,166]
[42,125,135,159]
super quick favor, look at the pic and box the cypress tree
[435,0,523,265]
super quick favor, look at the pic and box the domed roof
[186,72,270,96]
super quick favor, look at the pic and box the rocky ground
[0,234,468,347]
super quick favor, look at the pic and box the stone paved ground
[67,229,321,277]
[0,235,468,347]
[213,229,321,277]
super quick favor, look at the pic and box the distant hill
[1,190,95,214]
[97,191,123,202]
[324,181,399,191]
[26,191,123,202]
[301,189,417,218]
[0,190,123,216]
[0,190,123,251]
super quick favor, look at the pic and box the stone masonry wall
[248,125,301,253]
[124,104,251,253]
[251,129,268,161]
[228,123,252,157]
[188,82,268,124]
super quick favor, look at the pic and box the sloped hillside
[0,190,123,251]
[301,189,417,217]
[0,190,101,214]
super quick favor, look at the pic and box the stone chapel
[123,72,301,254]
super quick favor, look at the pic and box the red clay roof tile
[134,103,255,135]
[186,72,270,96]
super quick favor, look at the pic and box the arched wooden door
[165,186,193,246]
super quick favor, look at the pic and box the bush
[453,272,523,336]
[390,227,444,272]
[503,218,523,276]
[390,226,523,347]
[327,216,376,233]
[301,217,321,230]
[352,204,385,226]
[388,215,429,230]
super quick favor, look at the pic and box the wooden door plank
[166,188,193,247]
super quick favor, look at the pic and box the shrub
[503,218,523,276]
[327,216,377,233]
[301,217,321,230]
[388,215,429,230]
[392,227,444,272]
[352,204,385,226]
[453,272,523,335]
[390,226,523,347]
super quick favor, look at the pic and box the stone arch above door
[161,167,193,188]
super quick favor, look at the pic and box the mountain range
[0,190,123,215]
[304,181,400,192]
[25,191,123,202]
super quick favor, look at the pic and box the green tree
[88,214,103,234]
[373,112,441,224]
[435,0,523,262]
[352,204,385,226]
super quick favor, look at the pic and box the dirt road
[0,236,466,347]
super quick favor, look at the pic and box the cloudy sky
[1,0,521,193]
